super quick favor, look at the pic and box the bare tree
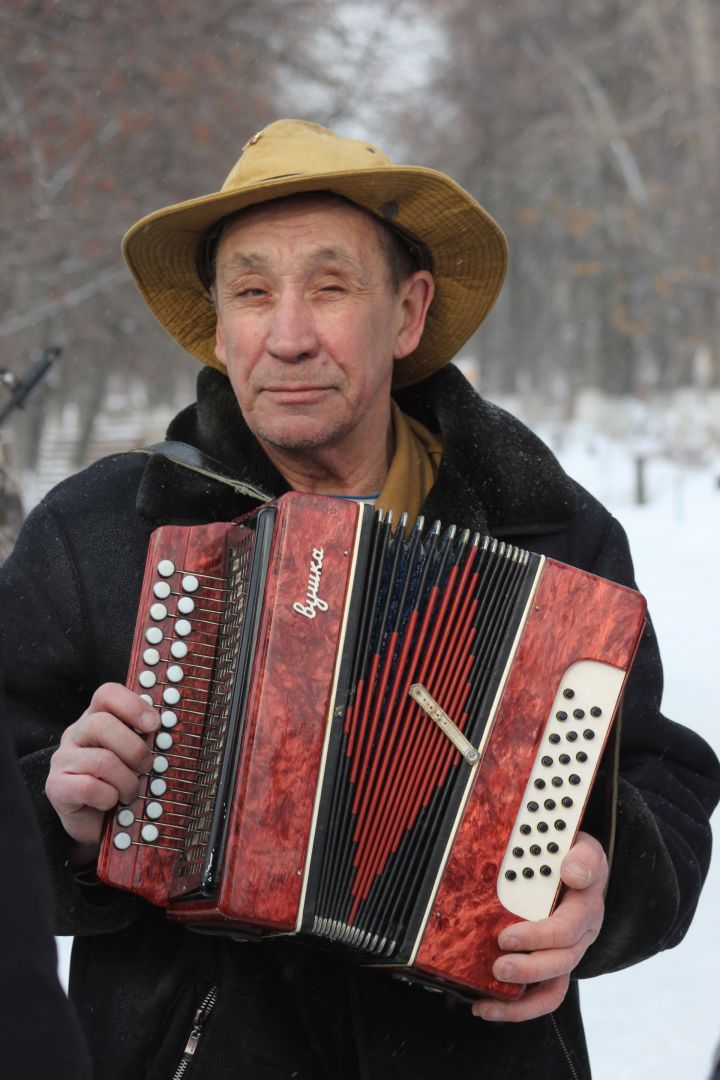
[1,0,369,467]
[391,0,719,400]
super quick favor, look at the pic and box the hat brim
[122,165,508,389]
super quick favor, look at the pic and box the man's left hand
[472,831,608,1022]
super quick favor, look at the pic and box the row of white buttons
[113,563,198,852]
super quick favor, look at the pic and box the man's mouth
[262,385,332,403]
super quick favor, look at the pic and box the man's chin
[250,418,349,455]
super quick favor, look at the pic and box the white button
[161,710,178,728]
[167,665,184,684]
[146,801,163,820]
[141,824,159,843]
[153,581,171,599]
[116,809,134,828]
[138,671,157,689]
[153,756,169,774]
[155,732,173,751]
[157,560,175,577]
[149,777,167,796]
[145,627,163,645]
[175,620,192,637]
[113,833,132,851]
[143,648,161,666]
[150,603,168,621]
[139,694,153,705]
[171,641,188,659]
[177,596,195,615]
[163,687,180,705]
[182,575,199,593]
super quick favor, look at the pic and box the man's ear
[393,271,435,361]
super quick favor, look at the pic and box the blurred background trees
[1,0,718,486]
[409,0,719,403]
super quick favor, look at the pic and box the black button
[556,710,568,721]
[537,821,549,833]
[522,867,534,878]
[559,753,571,764]
[569,774,581,785]
[554,819,567,830]
[551,776,564,787]
[590,706,602,718]
[583,729,595,740]
[527,800,539,812]
[540,865,552,876]
[563,688,575,699]
[534,778,546,789]
[549,733,561,744]
[566,731,578,742]
[520,824,531,835]
[576,751,588,763]
[561,796,574,808]
[544,799,557,810]
[547,842,560,853]
[512,846,524,858]
[505,869,517,881]
[541,755,553,767]
[530,844,541,855]
[573,708,585,719]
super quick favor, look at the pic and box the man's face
[213,196,420,460]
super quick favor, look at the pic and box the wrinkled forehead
[199,191,430,290]
[202,193,377,278]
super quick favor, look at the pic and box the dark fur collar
[136,365,576,535]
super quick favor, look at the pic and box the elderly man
[2,120,718,1080]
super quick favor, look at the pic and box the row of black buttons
[504,865,552,880]
[534,777,579,792]
[548,728,596,742]
[526,796,574,811]
[518,817,567,834]
[544,750,589,764]
[549,733,593,753]
[556,707,603,720]
[512,841,560,857]
[532,773,581,791]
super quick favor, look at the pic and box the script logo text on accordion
[292,546,328,620]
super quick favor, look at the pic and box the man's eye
[238,287,267,298]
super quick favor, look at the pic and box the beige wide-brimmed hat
[122,119,508,388]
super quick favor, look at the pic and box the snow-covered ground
[55,424,720,1078]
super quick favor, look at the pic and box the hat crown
[221,119,394,193]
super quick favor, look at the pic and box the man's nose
[266,292,320,361]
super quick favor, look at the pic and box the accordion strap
[137,440,273,504]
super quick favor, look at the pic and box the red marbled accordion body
[97,492,647,1000]
[412,563,646,997]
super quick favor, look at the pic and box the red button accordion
[97,492,646,1000]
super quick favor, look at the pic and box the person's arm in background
[0,667,93,1080]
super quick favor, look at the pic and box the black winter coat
[2,365,718,1080]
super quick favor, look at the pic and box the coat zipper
[171,985,219,1080]
[550,1012,582,1080]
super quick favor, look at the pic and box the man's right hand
[45,683,159,863]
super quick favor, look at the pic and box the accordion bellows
[97,492,646,1000]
